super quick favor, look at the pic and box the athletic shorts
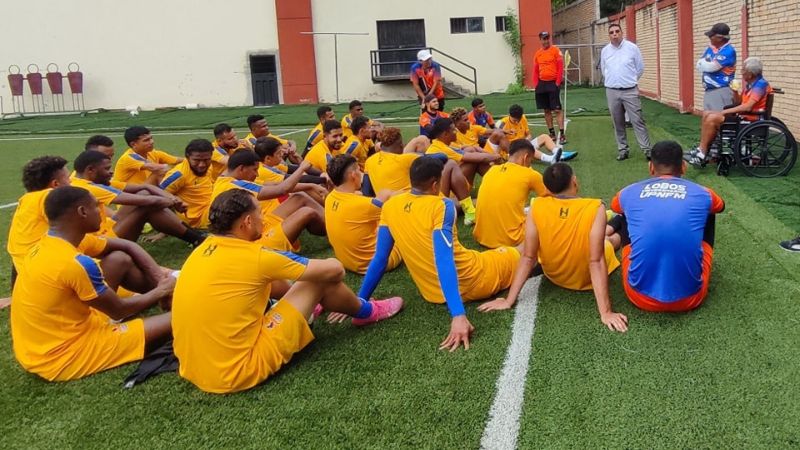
[259,212,299,252]
[462,246,521,301]
[621,242,713,312]
[178,211,209,229]
[535,80,562,111]
[703,87,734,112]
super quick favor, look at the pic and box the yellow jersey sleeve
[68,254,110,301]
[113,151,146,182]
[527,169,547,197]
[76,233,108,257]
[110,180,127,190]
[304,143,331,172]
[152,150,179,165]
[159,167,186,194]
[258,248,308,281]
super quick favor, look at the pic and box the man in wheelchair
[686,57,771,167]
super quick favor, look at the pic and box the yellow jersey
[245,132,288,147]
[211,176,279,219]
[473,163,547,248]
[112,148,179,184]
[497,116,531,141]
[7,190,52,270]
[341,114,354,137]
[324,190,402,274]
[341,135,371,169]
[304,140,338,172]
[172,234,308,393]
[69,176,121,237]
[531,196,620,291]
[256,163,285,185]
[305,123,324,151]
[160,160,213,228]
[456,124,488,147]
[209,142,236,180]
[425,139,463,163]
[364,151,419,194]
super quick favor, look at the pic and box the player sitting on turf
[497,104,577,163]
[450,107,508,156]
[253,137,328,205]
[172,188,403,394]
[341,99,365,137]
[424,117,499,188]
[159,139,217,229]
[72,150,205,246]
[419,95,450,138]
[304,106,336,153]
[478,163,628,333]
[244,114,297,154]
[341,116,375,169]
[468,97,495,129]
[686,57,771,167]
[363,127,429,195]
[325,154,403,274]
[84,134,116,158]
[473,139,548,249]
[612,140,725,312]
[358,157,522,351]
[11,185,174,381]
[213,150,325,251]
[209,123,248,179]
[304,120,345,173]
[113,126,183,186]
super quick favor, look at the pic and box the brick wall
[636,4,658,95]
[552,0,599,84]
[658,5,680,106]
[692,0,744,113]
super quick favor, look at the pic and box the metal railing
[369,47,478,95]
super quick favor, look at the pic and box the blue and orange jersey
[410,61,444,98]
[419,110,450,137]
[612,176,725,302]
[741,76,772,120]
[701,43,736,90]
[468,110,495,128]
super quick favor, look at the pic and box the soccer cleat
[463,210,476,226]
[616,149,629,161]
[778,236,800,253]
[549,131,557,141]
[560,151,578,161]
[352,297,404,326]
[684,147,708,168]
[559,134,567,145]
[551,147,563,164]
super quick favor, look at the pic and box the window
[495,16,510,32]
[450,17,484,34]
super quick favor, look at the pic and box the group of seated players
[7,99,724,394]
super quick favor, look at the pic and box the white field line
[480,276,542,450]
[0,202,19,209]
[0,128,310,142]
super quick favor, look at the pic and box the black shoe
[779,236,800,253]
[552,147,563,163]
[616,150,629,161]
[645,149,651,161]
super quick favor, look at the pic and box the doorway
[250,55,279,106]
[376,19,426,77]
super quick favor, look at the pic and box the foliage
[502,8,525,88]
[551,0,643,17]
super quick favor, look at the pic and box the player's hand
[477,297,514,313]
[298,160,312,173]
[600,311,628,333]
[326,311,350,324]
[310,184,328,199]
[439,315,475,352]
[155,197,175,209]
[153,164,169,176]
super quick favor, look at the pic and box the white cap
[417,49,433,61]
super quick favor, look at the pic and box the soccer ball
[129,109,139,117]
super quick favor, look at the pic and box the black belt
[607,86,637,90]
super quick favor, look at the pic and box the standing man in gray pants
[600,23,651,161]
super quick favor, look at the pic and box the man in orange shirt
[533,31,566,145]
[411,50,445,110]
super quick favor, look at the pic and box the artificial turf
[0,89,798,449]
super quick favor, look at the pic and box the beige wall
[658,5,680,106]
[636,4,658,95]
[310,0,518,103]
[0,0,280,111]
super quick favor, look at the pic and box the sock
[548,127,555,136]
[180,228,206,246]
[459,197,476,214]
[697,148,707,159]
[540,152,554,163]
[353,297,373,319]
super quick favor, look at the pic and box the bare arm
[588,206,628,332]
[87,276,174,320]
[256,161,310,200]
[112,191,173,208]
[460,151,499,164]
[721,97,758,116]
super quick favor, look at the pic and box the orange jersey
[533,45,563,84]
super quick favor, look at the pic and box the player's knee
[102,250,132,269]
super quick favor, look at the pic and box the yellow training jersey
[305,123,324,150]
[172,235,309,393]
[7,190,51,270]
[160,160,213,228]
[497,116,531,141]
[112,148,179,185]
[304,140,337,172]
[474,163,547,248]
[364,151,419,194]
[209,143,233,180]
[245,132,288,147]
[456,124,488,147]
[341,114,354,137]
[341,135,371,169]
[69,176,121,237]
[425,139,463,163]
[324,190,402,274]
[211,176,279,219]
[531,196,620,291]
[256,163,285,185]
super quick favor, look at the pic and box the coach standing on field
[600,23,651,161]
[697,23,736,111]
[533,31,567,145]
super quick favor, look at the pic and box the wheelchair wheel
[716,154,731,176]
[733,119,798,177]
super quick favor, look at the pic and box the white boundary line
[0,202,19,209]
[0,128,311,142]
[480,276,542,450]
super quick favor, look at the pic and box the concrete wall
[635,4,658,95]
[0,0,280,111]
[309,0,519,103]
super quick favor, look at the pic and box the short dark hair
[508,104,524,120]
[185,138,214,157]
[74,150,110,173]
[213,123,233,138]
[227,149,260,171]
[351,116,370,135]
[410,156,444,190]
[208,189,257,235]
[84,135,113,151]
[609,23,622,32]
[124,126,150,146]
[22,156,68,192]
[348,100,362,111]
[246,114,265,129]
[254,137,283,160]
[44,186,92,222]
[430,118,454,139]
[543,162,574,194]
[471,98,484,108]
[650,140,684,173]
[508,139,535,157]
[323,119,342,134]
[327,154,358,186]
[316,106,333,119]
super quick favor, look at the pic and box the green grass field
[0,88,798,449]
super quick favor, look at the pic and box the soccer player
[172,189,403,394]
[113,126,183,185]
[304,106,335,153]
[304,120,344,173]
[473,139,548,248]
[160,139,217,228]
[450,107,508,156]
[11,185,174,381]
[478,163,629,333]
[209,123,247,179]
[84,134,116,157]
[533,31,566,144]
[425,117,498,186]
[358,157,521,351]
[612,141,725,312]
[213,150,325,251]
[341,100,365,137]
[419,95,450,137]
[496,104,576,163]
[341,115,374,169]
[363,127,429,194]
[73,150,205,246]
[244,114,297,154]
[467,98,495,128]
[253,137,327,187]
[325,154,402,274]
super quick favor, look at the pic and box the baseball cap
[705,23,730,38]
[417,49,433,61]
[539,31,550,38]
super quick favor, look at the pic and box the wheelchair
[712,88,798,177]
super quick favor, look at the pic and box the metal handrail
[370,47,478,95]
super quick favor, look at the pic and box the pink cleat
[351,297,404,327]
[308,303,324,325]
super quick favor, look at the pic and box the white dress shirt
[600,39,645,88]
